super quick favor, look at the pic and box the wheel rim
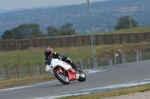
[58,72,69,82]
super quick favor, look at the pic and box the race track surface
[0,60,150,99]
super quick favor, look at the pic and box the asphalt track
[0,60,150,99]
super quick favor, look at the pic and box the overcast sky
[0,0,106,10]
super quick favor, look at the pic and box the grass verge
[97,26,150,34]
[58,83,150,99]
[0,74,55,89]
[0,73,150,99]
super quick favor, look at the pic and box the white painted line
[0,85,32,92]
[0,69,106,92]
[85,69,105,73]
[0,80,55,92]
[33,79,150,99]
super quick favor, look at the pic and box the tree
[11,25,28,39]
[28,24,42,38]
[115,16,138,30]
[1,30,12,40]
[47,26,59,37]
[1,23,42,40]
[59,23,76,36]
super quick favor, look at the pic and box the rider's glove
[62,56,67,60]
[66,57,72,63]
[58,56,62,60]
[66,57,71,60]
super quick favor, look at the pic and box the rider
[44,46,81,72]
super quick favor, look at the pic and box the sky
[0,0,106,10]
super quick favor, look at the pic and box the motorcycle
[45,58,86,85]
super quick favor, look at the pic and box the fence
[0,63,45,80]
[0,32,150,51]
[0,48,150,80]
[76,49,150,69]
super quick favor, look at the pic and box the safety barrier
[0,32,150,51]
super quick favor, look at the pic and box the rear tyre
[54,70,70,85]
[78,72,86,82]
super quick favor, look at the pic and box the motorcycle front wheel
[54,70,70,85]
[78,72,86,82]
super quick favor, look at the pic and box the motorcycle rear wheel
[54,70,70,85]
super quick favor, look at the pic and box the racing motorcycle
[45,57,86,85]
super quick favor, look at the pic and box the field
[0,43,150,67]
[97,26,150,34]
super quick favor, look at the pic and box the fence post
[117,49,126,63]
[38,62,43,75]
[139,51,142,61]
[102,52,110,65]
[88,59,91,68]
[78,58,83,70]
[4,64,9,79]
[113,53,117,65]
[15,64,20,78]
[26,63,31,76]
[133,48,139,61]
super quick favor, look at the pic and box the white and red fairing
[46,58,78,81]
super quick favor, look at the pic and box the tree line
[1,23,76,40]
[0,15,138,40]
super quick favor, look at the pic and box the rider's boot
[71,62,82,73]
[75,67,82,73]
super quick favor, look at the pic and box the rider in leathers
[44,46,81,71]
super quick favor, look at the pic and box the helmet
[44,47,53,57]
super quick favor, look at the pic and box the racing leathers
[44,52,77,70]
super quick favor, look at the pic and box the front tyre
[54,70,70,85]
[78,72,86,82]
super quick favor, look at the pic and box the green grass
[95,26,150,34]
[0,73,150,99]
[0,42,150,67]
[0,74,55,89]
[0,48,45,67]
[0,47,91,67]
[58,83,150,99]
[0,46,104,67]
